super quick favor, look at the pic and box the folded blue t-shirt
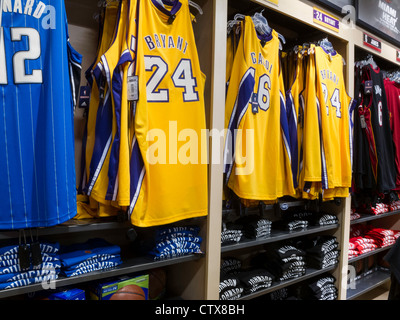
[155,241,201,253]
[0,260,61,275]
[0,273,59,290]
[62,254,120,271]
[59,239,121,269]
[61,257,122,277]
[0,266,60,284]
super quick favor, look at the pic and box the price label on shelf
[313,7,340,33]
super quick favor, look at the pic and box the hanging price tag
[360,114,367,129]
[251,93,259,114]
[127,76,139,101]
[364,80,373,95]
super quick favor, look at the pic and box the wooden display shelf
[347,268,391,300]
[0,219,132,241]
[0,254,204,299]
[221,224,339,253]
[350,210,400,225]
[238,265,338,300]
[348,245,394,264]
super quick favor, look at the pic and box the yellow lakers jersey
[87,0,128,207]
[106,0,138,207]
[224,16,295,201]
[286,49,306,192]
[76,2,120,219]
[303,46,354,195]
[129,0,208,227]
[83,1,119,193]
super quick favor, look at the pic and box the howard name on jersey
[2,0,53,23]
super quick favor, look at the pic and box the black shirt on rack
[363,65,397,194]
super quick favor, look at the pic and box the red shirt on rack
[384,79,400,190]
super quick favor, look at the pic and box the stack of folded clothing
[304,236,340,269]
[389,200,400,212]
[219,257,243,300]
[358,201,389,215]
[219,273,243,300]
[59,238,122,277]
[236,268,274,294]
[149,226,203,261]
[349,236,378,256]
[276,211,338,231]
[273,218,308,231]
[221,222,243,245]
[350,209,361,221]
[348,226,400,260]
[295,274,338,300]
[234,215,272,240]
[314,214,339,226]
[0,241,60,290]
[371,202,389,215]
[365,227,397,248]
[348,241,360,259]
[253,245,306,282]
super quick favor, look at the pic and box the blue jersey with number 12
[0,0,82,229]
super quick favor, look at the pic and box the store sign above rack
[397,50,400,63]
[357,0,400,48]
[363,32,382,53]
[313,7,340,32]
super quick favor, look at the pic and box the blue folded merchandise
[59,238,122,278]
[47,288,86,300]
[149,226,203,261]
[0,241,60,290]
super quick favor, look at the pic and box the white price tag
[127,75,139,101]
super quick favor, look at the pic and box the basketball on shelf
[109,285,146,300]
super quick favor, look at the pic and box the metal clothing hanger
[366,54,378,69]
[189,1,203,15]
[356,54,378,69]
[252,11,286,50]
[318,37,335,54]
[227,14,245,35]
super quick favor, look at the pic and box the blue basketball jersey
[0,0,82,229]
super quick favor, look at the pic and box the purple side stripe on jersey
[128,136,145,217]
[316,97,328,190]
[224,67,255,184]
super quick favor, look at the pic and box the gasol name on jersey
[2,0,56,29]
[144,33,189,54]
[250,52,273,74]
